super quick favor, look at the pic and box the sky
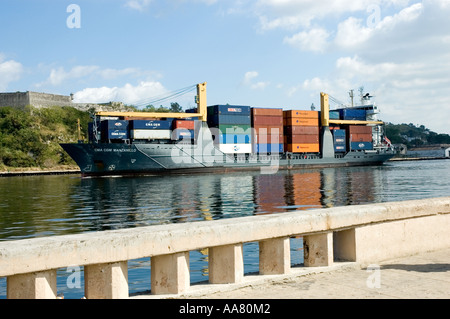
[1,0,449,134]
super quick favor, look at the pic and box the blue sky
[1,0,449,134]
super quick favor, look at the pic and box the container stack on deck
[251,108,284,154]
[172,119,195,142]
[100,120,129,142]
[283,110,320,153]
[129,119,173,140]
[347,125,373,150]
[207,105,252,154]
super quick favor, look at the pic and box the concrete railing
[1,197,449,299]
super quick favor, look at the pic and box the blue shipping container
[172,129,195,140]
[105,130,129,139]
[131,120,173,130]
[332,129,346,137]
[350,141,373,150]
[253,143,284,153]
[101,120,129,130]
[208,105,251,116]
[334,144,346,152]
[208,114,251,126]
[329,111,340,119]
[339,109,366,120]
[217,134,251,144]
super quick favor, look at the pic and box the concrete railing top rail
[1,196,449,278]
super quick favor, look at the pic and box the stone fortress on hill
[0,90,126,111]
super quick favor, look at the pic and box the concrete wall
[1,196,449,299]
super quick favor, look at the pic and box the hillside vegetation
[385,122,450,148]
[0,106,91,171]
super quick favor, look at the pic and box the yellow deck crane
[95,82,208,122]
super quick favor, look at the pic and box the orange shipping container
[283,110,319,119]
[283,118,319,126]
[285,143,320,153]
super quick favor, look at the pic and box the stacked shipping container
[251,108,284,153]
[283,110,320,153]
[332,129,346,153]
[130,119,173,140]
[172,119,195,141]
[347,125,373,150]
[100,120,129,142]
[208,105,252,154]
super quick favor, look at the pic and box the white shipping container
[215,143,252,154]
[131,129,171,139]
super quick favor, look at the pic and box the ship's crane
[320,92,384,127]
[94,82,208,122]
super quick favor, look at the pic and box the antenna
[349,89,354,107]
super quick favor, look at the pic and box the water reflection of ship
[76,167,382,232]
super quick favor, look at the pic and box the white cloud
[284,27,330,52]
[242,71,270,90]
[73,81,168,106]
[125,0,153,12]
[38,65,146,87]
[301,55,450,134]
[0,55,24,91]
[255,0,385,31]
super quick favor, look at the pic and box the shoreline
[0,168,80,177]
[0,157,448,177]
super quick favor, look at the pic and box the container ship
[60,82,395,177]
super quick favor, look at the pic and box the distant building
[406,145,450,158]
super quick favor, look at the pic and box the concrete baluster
[84,261,128,299]
[259,237,290,275]
[209,244,244,284]
[151,252,190,295]
[7,270,57,299]
[303,232,334,267]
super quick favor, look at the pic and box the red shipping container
[285,134,319,144]
[284,126,319,135]
[350,133,372,142]
[251,108,283,117]
[348,125,372,134]
[174,120,195,130]
[254,134,284,144]
[253,125,283,135]
[252,116,283,126]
